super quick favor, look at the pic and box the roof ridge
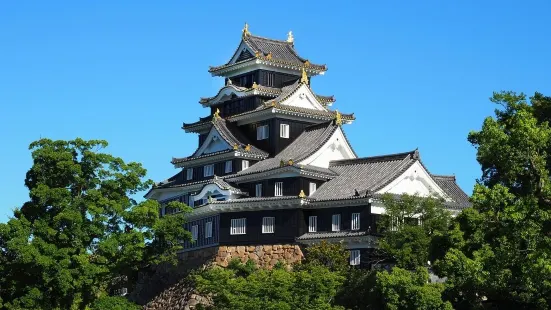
[430,174,456,180]
[330,149,418,167]
[247,34,292,46]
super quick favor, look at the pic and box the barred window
[255,184,262,197]
[191,225,198,241]
[225,161,232,173]
[351,213,360,230]
[308,216,317,233]
[230,218,246,235]
[205,221,213,238]
[332,214,341,232]
[350,250,360,266]
[257,125,269,140]
[186,168,193,180]
[204,164,214,177]
[275,182,283,196]
[262,217,275,234]
[309,182,317,195]
[280,124,289,138]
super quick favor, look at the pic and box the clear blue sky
[1,1,550,222]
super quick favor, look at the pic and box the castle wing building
[145,25,470,267]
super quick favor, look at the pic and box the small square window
[230,218,246,235]
[257,125,269,140]
[204,164,214,177]
[225,161,232,173]
[275,182,283,196]
[191,225,198,241]
[280,124,289,138]
[308,216,317,233]
[309,182,317,195]
[332,214,341,232]
[350,250,360,266]
[242,160,249,170]
[262,217,275,234]
[255,184,262,197]
[205,221,213,238]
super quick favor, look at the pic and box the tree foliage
[89,296,140,310]
[194,258,345,310]
[378,194,452,269]
[0,138,191,310]
[435,91,551,309]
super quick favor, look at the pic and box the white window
[280,123,289,138]
[350,250,361,266]
[257,125,269,140]
[204,164,214,177]
[332,214,341,232]
[308,216,317,232]
[188,199,194,208]
[186,168,193,180]
[205,221,213,238]
[255,183,262,197]
[225,161,232,173]
[274,182,283,196]
[262,217,275,234]
[191,225,198,241]
[351,213,360,230]
[309,182,317,195]
[230,218,246,235]
[242,160,249,170]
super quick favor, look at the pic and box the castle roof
[209,32,326,76]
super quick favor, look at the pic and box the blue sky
[1,1,550,222]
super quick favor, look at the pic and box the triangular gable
[228,41,256,65]
[376,161,451,201]
[279,83,327,111]
[299,126,356,168]
[193,125,231,156]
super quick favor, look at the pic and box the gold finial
[266,52,272,60]
[287,31,294,43]
[335,110,343,126]
[245,144,251,151]
[213,108,221,120]
[242,23,251,39]
[255,50,261,58]
[304,60,310,67]
[299,190,306,198]
[252,81,258,89]
[300,68,309,85]
[288,159,294,165]
[271,101,277,107]
[233,143,239,150]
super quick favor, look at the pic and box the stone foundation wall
[141,243,305,309]
[215,244,304,268]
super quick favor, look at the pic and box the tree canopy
[0,138,191,310]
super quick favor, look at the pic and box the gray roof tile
[431,174,471,207]
[310,151,418,201]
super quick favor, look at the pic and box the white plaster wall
[282,84,326,111]
[299,127,356,168]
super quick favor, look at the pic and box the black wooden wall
[219,209,302,245]
[238,177,327,198]
[180,159,260,184]
[228,70,300,89]
[182,215,220,250]
[302,205,371,234]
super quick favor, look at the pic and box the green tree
[194,259,344,310]
[378,194,452,269]
[435,91,551,309]
[0,138,191,310]
[89,296,140,310]
[375,267,453,310]
[299,240,350,274]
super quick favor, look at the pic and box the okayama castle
[145,24,470,267]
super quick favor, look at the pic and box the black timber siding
[182,159,259,183]
[238,177,326,198]
[257,70,299,88]
[182,215,220,250]
[302,205,371,233]
[219,209,302,245]
[213,96,266,118]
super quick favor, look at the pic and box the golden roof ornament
[233,143,239,150]
[300,68,309,85]
[335,110,343,126]
[242,22,251,39]
[266,52,273,60]
[304,60,310,67]
[287,31,294,43]
[271,100,277,107]
[245,144,251,151]
[288,159,294,165]
[299,190,306,198]
[213,108,221,121]
[252,81,258,89]
[255,50,261,58]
